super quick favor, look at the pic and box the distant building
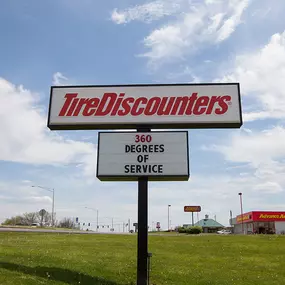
[183,215,224,233]
[232,211,285,234]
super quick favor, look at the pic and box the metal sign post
[137,176,148,285]
[137,127,150,285]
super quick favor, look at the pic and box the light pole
[238,192,244,234]
[85,207,99,232]
[168,204,171,231]
[31,185,55,227]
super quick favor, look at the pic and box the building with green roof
[183,215,224,233]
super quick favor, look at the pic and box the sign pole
[137,127,150,285]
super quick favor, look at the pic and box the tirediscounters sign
[96,131,189,181]
[47,83,242,130]
[184,206,201,212]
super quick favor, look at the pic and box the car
[217,229,232,235]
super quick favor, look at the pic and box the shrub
[178,226,186,233]
[186,226,203,235]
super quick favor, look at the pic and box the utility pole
[168,204,171,230]
[97,210,99,232]
[238,193,244,234]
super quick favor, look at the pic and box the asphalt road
[0,227,130,234]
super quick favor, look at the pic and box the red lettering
[185,93,198,115]
[96,93,117,116]
[111,93,125,116]
[66,98,79,116]
[171,97,189,115]
[193,96,210,115]
[157,97,175,115]
[131,97,147,116]
[73,98,89,116]
[118,97,135,116]
[59,93,78,116]
[57,92,232,118]
[82,98,100,116]
[215,95,231,115]
[144,97,161,115]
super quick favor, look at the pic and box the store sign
[254,211,285,221]
[237,211,285,223]
[96,131,189,181]
[236,212,253,223]
[47,83,242,130]
[184,206,201,212]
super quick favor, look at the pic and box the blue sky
[1,0,285,230]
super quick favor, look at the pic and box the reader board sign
[96,131,189,181]
[184,206,201,212]
[47,83,242,130]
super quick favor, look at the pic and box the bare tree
[58,217,75,229]
[22,212,38,226]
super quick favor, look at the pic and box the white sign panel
[47,83,242,130]
[97,131,189,181]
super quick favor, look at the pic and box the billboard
[47,83,242,130]
[96,131,189,181]
[184,206,201,212]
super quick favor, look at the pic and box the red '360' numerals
[135,134,152,143]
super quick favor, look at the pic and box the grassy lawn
[1,233,285,285]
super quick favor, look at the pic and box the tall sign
[47,83,242,285]
[184,206,202,227]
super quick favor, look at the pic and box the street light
[238,192,244,234]
[31,185,55,227]
[168,204,171,231]
[85,207,99,232]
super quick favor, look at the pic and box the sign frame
[184,206,201,212]
[96,130,190,182]
[47,83,243,131]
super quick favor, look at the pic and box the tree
[1,211,53,227]
[58,217,75,229]
[22,212,38,226]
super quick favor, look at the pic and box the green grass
[1,233,285,285]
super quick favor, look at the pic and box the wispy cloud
[127,0,250,66]
[111,0,182,24]
[52,72,73,86]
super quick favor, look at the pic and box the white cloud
[211,126,285,167]
[52,72,71,86]
[218,30,285,121]
[30,196,53,203]
[139,0,249,65]
[0,77,96,173]
[111,0,182,24]
[205,126,285,200]
[253,181,283,194]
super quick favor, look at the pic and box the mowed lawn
[1,233,285,285]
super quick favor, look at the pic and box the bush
[178,226,187,233]
[186,226,203,235]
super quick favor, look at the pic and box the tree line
[1,211,76,229]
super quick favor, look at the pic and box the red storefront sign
[237,211,285,224]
